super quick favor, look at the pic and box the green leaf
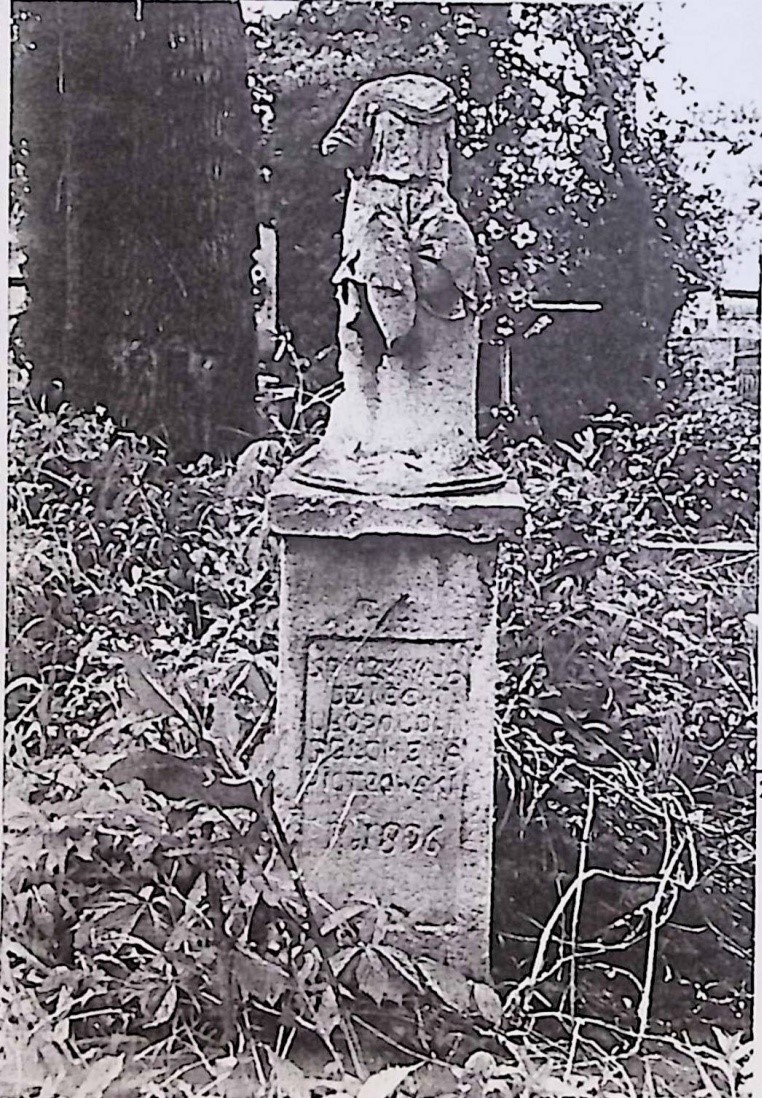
[246,661,272,703]
[151,983,178,1026]
[373,946,423,992]
[329,945,361,977]
[71,1055,126,1098]
[483,1082,513,1098]
[472,981,502,1026]
[414,1064,460,1098]
[464,1051,497,1077]
[417,957,472,1012]
[268,1054,312,1098]
[209,695,241,756]
[121,653,193,725]
[528,1071,597,1097]
[321,901,371,936]
[355,950,391,1006]
[234,950,287,1005]
[356,1064,421,1098]
[315,986,340,1037]
[211,1055,239,1081]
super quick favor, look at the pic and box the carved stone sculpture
[290,73,506,496]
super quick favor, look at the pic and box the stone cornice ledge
[267,472,525,543]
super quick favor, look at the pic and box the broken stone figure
[290,73,506,496]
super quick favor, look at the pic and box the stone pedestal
[268,473,524,976]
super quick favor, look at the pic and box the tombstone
[268,75,524,976]
[736,351,760,404]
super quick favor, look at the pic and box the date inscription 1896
[301,639,468,872]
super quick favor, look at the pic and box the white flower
[485,217,508,242]
[510,220,539,249]
[563,68,587,97]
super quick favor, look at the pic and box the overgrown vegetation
[250,1,727,434]
[491,369,757,1043]
[3,314,756,1095]
[5,3,758,1095]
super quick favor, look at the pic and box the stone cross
[267,75,524,977]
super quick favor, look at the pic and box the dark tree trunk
[13,0,260,458]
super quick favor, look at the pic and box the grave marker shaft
[268,75,524,975]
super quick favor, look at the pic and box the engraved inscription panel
[300,639,469,913]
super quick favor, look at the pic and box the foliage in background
[680,103,762,265]
[248,0,728,434]
[491,360,757,1042]
[11,0,737,448]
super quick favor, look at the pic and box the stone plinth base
[268,473,524,977]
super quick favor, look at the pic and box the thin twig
[568,783,595,1023]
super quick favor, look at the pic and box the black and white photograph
[4,1,761,1095]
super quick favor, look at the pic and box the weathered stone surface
[301,639,469,893]
[272,487,524,976]
[290,73,504,497]
[268,472,524,542]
